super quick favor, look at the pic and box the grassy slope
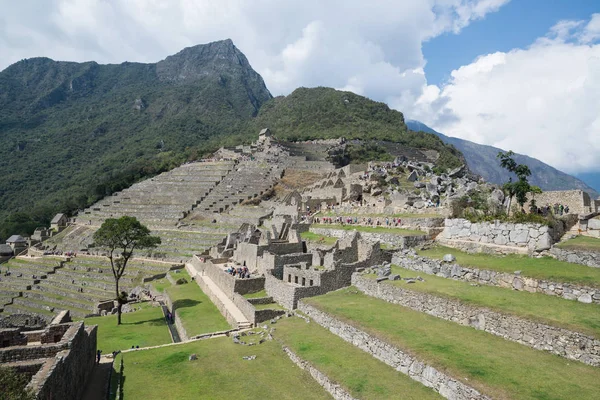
[376,266,600,339]
[557,236,600,252]
[418,245,600,288]
[162,271,230,335]
[86,302,171,352]
[275,316,441,399]
[116,336,330,400]
[306,288,600,400]
[300,231,338,245]
[313,224,425,236]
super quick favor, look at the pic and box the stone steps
[33,283,110,302]
[23,291,95,313]
[2,304,56,318]
[12,297,90,318]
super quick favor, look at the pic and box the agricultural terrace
[418,245,600,288]
[304,288,600,400]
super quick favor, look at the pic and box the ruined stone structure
[0,318,97,400]
[440,217,577,254]
[526,190,597,215]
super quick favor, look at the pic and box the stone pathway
[159,301,181,343]
[80,357,113,400]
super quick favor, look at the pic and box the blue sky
[424,0,600,86]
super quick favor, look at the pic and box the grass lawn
[373,266,600,339]
[557,236,600,252]
[275,316,441,399]
[253,302,285,311]
[418,245,600,288]
[148,277,172,293]
[300,231,338,245]
[163,271,230,336]
[305,288,600,400]
[114,336,330,400]
[86,302,171,352]
[312,224,425,236]
[242,289,267,299]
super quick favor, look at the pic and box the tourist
[97,349,102,363]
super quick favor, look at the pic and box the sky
[1,0,599,185]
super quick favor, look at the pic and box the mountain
[406,120,600,199]
[0,39,272,232]
[248,87,463,171]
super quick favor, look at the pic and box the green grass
[242,289,267,299]
[312,224,425,236]
[300,231,338,245]
[557,236,600,252]
[305,288,600,400]
[115,336,330,400]
[148,277,172,293]
[370,266,600,339]
[319,212,442,218]
[86,302,171,352]
[163,271,230,336]
[253,302,285,311]
[275,316,441,399]
[418,245,600,288]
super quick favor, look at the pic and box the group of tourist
[314,215,404,228]
[533,203,570,216]
[226,265,251,279]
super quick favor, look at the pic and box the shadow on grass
[172,298,201,310]
[122,317,167,327]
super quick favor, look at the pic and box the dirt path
[80,357,113,400]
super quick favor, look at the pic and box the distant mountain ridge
[406,120,599,199]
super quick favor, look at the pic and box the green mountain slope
[248,87,463,170]
[0,39,272,236]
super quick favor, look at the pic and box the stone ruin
[191,211,391,316]
[0,310,97,400]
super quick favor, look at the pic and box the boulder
[442,254,456,263]
[577,294,593,304]
[588,218,600,230]
[389,274,401,281]
[413,181,426,189]
[407,170,418,182]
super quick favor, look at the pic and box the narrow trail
[160,301,181,343]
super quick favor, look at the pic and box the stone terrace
[77,161,235,229]
[1,256,181,320]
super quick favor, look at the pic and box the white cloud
[416,15,600,174]
[0,0,507,99]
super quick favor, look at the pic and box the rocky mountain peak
[156,39,258,83]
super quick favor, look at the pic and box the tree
[0,366,36,400]
[93,216,161,325]
[497,151,534,213]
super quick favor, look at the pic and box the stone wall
[0,328,27,347]
[194,275,237,328]
[442,219,559,253]
[392,251,600,304]
[550,247,600,269]
[29,323,97,400]
[526,190,595,214]
[162,291,189,341]
[265,273,323,309]
[281,344,357,400]
[198,260,265,296]
[352,274,600,366]
[310,227,429,249]
[297,301,488,400]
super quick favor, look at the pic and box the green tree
[93,216,161,325]
[0,366,36,400]
[497,151,534,213]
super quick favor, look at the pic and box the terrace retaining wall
[310,227,429,248]
[297,301,489,400]
[352,273,600,366]
[550,247,600,269]
[392,251,600,304]
[281,344,357,400]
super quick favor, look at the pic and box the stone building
[0,312,97,400]
[0,243,13,262]
[50,213,68,232]
[526,190,597,215]
[6,235,27,254]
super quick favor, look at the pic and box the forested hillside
[0,39,272,238]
